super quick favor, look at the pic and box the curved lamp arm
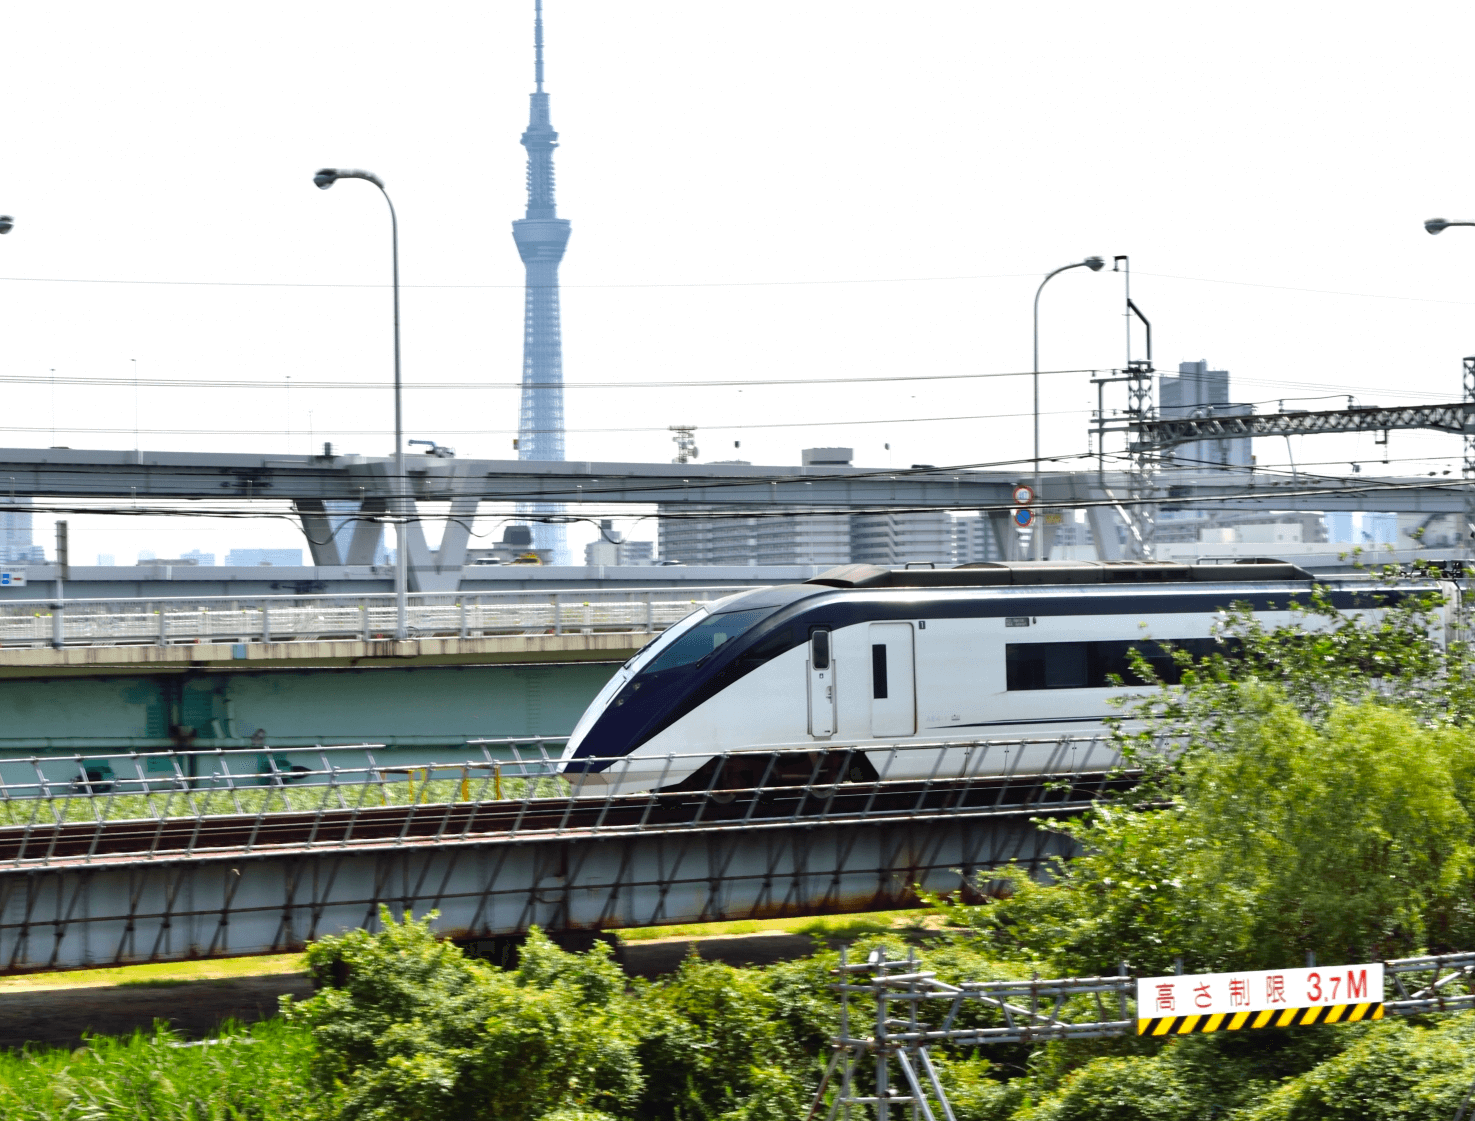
[1029,256,1105,561]
[313,167,406,638]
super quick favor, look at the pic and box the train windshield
[642,608,777,674]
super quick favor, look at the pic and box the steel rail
[0,782,1125,871]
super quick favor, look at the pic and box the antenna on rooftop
[670,426,699,464]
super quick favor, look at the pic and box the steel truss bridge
[0,737,1131,973]
[1131,400,1475,451]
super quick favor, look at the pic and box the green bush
[284,911,821,1121]
[631,954,809,1121]
[1241,1014,1475,1121]
[283,910,642,1121]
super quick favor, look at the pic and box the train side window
[1006,638,1221,690]
[871,643,888,698]
[1005,642,1085,690]
[810,628,831,670]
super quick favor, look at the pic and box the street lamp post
[1425,218,1475,564]
[314,169,408,640]
[1032,256,1104,561]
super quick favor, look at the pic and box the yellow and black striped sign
[1137,1002,1383,1035]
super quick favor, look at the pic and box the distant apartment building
[658,514,761,566]
[755,513,852,565]
[0,497,45,565]
[659,449,855,567]
[953,515,1003,564]
[182,549,216,566]
[850,510,954,566]
[657,449,959,568]
[225,548,304,567]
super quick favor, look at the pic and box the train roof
[806,559,1318,589]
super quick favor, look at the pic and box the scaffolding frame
[812,949,1475,1120]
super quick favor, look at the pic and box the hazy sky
[4,1,1475,563]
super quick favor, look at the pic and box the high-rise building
[658,450,857,567]
[655,448,955,568]
[1159,361,1252,471]
[0,497,44,565]
[850,511,954,567]
[512,0,571,564]
[659,514,761,566]
[954,515,1004,564]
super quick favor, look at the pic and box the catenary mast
[512,0,571,563]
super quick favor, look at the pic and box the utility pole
[52,520,68,649]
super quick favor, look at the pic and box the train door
[869,622,916,737]
[808,628,835,738]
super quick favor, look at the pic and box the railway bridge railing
[0,735,1146,973]
[0,585,755,649]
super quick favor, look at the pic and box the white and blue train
[559,560,1454,795]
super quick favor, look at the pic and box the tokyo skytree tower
[512,0,571,564]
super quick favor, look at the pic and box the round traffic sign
[1012,485,1034,506]
[1014,508,1034,528]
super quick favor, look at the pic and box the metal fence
[0,586,754,648]
[0,735,1133,868]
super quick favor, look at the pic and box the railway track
[0,770,1136,870]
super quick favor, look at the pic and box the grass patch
[0,1018,313,1116]
[0,953,305,993]
[0,774,566,827]
[610,908,936,942]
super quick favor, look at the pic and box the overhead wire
[0,403,1114,438]
[0,367,1097,391]
[1,265,1474,306]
